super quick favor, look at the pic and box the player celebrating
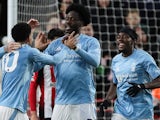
[0,20,73,120]
[100,27,160,120]
[36,3,101,120]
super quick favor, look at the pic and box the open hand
[34,32,50,51]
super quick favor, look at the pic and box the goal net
[14,0,160,120]
[17,0,60,34]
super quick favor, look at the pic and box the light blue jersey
[112,49,160,120]
[0,44,68,113]
[45,34,101,104]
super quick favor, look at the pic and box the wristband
[139,84,145,89]
[73,46,78,51]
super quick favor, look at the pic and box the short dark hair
[11,22,31,42]
[48,28,64,40]
[66,3,90,26]
[119,27,138,40]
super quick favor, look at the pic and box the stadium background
[0,0,160,120]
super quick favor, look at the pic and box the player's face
[116,32,134,55]
[65,11,83,34]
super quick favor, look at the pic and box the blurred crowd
[0,0,160,120]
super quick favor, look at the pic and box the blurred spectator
[97,0,110,8]
[125,9,148,48]
[58,0,73,30]
[46,16,62,32]
[59,0,73,20]
[81,23,94,37]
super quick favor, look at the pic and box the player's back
[0,44,36,113]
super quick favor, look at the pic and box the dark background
[0,0,7,46]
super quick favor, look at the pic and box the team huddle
[0,3,160,120]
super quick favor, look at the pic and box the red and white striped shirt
[28,65,56,118]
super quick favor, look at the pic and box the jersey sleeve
[143,53,160,79]
[111,57,118,84]
[112,70,118,84]
[75,38,101,67]
[30,47,68,68]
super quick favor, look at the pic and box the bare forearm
[105,83,117,101]
[144,76,160,89]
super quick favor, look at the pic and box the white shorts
[51,103,97,120]
[0,106,29,120]
[111,113,128,120]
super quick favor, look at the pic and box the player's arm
[127,76,160,97]
[29,48,66,72]
[102,70,117,102]
[30,40,71,72]
[142,54,160,89]
[144,76,160,89]
[63,32,101,67]
[127,53,160,97]
[105,82,117,101]
[28,72,39,120]
[99,82,117,117]
[73,39,101,67]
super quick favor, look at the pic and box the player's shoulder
[81,34,98,41]
[80,34,100,45]
[22,45,40,55]
[49,36,64,46]
[112,53,122,61]
[46,36,64,52]
[20,44,33,52]
[135,49,151,57]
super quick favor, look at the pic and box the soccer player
[28,28,64,120]
[100,27,160,120]
[36,3,101,120]
[0,20,73,120]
